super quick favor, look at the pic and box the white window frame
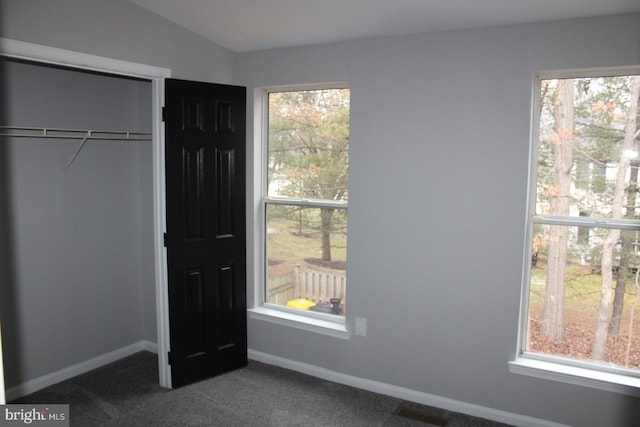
[510,66,640,397]
[248,84,351,339]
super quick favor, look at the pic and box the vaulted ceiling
[127,0,640,53]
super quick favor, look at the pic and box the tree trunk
[610,160,639,335]
[593,76,640,361]
[595,229,621,360]
[542,225,570,340]
[611,231,632,335]
[542,79,574,341]
[320,208,334,262]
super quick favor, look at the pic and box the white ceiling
[127,0,640,53]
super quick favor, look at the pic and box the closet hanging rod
[0,126,152,141]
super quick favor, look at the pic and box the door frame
[0,38,173,388]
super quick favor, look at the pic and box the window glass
[268,89,349,201]
[265,88,349,317]
[527,74,640,372]
[266,204,347,314]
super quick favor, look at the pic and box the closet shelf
[0,126,152,141]
[0,126,152,170]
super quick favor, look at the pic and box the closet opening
[0,42,171,399]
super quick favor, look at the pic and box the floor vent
[393,403,449,426]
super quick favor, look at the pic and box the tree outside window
[264,87,349,316]
[528,74,640,371]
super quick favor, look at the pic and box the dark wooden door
[164,78,247,388]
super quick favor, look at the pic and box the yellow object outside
[286,298,316,310]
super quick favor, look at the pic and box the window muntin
[264,87,349,318]
[525,73,640,376]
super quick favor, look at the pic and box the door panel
[215,148,236,237]
[183,146,205,240]
[165,78,247,388]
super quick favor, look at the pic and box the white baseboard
[6,340,157,402]
[248,349,568,427]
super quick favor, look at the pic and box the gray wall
[0,0,235,83]
[0,60,153,388]
[2,0,640,425]
[237,13,640,427]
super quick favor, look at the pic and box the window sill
[248,307,351,340]
[509,355,640,397]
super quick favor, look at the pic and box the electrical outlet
[355,317,367,336]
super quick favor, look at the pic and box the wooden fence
[267,265,346,313]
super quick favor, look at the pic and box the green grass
[529,261,640,328]
[530,263,608,304]
[266,210,347,276]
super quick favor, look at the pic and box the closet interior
[0,58,157,395]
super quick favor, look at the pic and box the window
[514,70,640,392]
[261,86,349,322]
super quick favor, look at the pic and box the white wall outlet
[355,317,367,336]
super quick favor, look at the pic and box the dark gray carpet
[13,352,512,427]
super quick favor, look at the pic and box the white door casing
[0,37,173,389]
